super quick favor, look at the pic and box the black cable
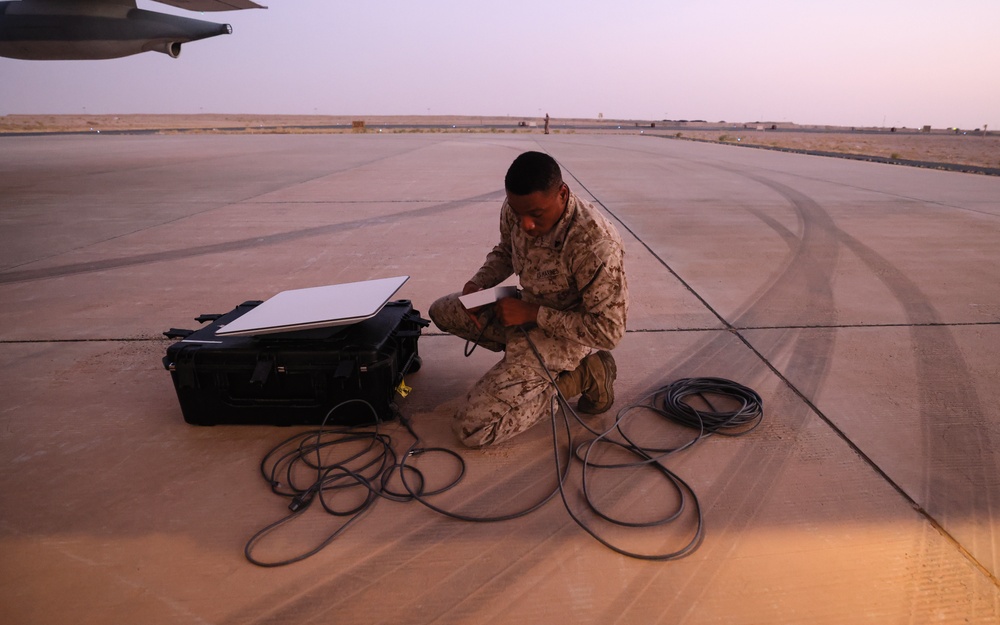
[245,400,426,567]
[658,377,764,435]
[397,406,568,523]
[518,326,767,558]
[245,328,764,566]
[517,328,705,560]
[463,307,497,357]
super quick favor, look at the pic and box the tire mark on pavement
[0,190,504,285]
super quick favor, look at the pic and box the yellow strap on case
[395,379,412,398]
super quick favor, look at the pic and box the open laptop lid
[215,275,409,337]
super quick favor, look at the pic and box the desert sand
[2,114,997,171]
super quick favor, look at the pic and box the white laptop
[215,276,409,337]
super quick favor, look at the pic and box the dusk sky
[1,0,997,129]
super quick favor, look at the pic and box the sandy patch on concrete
[677,128,1000,170]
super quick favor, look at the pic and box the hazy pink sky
[2,0,997,129]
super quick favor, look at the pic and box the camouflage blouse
[470,192,629,350]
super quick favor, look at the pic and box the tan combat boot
[556,350,617,414]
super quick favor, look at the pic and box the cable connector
[288,490,315,512]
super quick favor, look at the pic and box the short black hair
[504,151,563,196]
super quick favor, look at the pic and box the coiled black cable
[658,377,764,435]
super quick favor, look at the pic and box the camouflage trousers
[429,292,591,447]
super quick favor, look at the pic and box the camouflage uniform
[430,191,629,447]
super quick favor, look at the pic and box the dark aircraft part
[144,38,183,59]
[0,2,233,60]
[156,0,265,11]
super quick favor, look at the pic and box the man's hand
[495,297,540,327]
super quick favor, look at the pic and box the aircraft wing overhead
[0,0,268,60]
[154,0,266,10]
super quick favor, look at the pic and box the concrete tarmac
[1,132,999,624]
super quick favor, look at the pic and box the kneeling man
[429,151,629,447]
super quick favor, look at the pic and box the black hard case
[163,300,427,426]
